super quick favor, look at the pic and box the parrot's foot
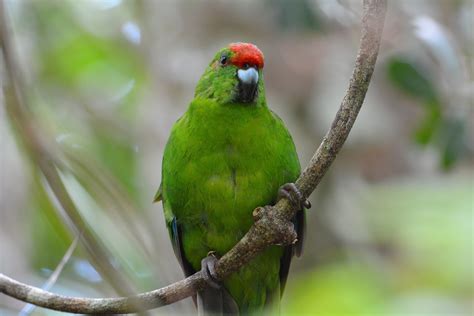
[200,252,221,289]
[278,183,311,209]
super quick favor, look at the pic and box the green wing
[270,110,306,295]
[155,181,196,277]
[153,184,162,203]
[157,118,197,278]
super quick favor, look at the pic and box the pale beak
[237,67,259,85]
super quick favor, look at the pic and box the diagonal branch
[0,0,148,303]
[0,0,387,314]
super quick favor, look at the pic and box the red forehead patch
[229,43,264,69]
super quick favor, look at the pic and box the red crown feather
[229,43,264,69]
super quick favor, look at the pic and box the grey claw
[278,183,311,210]
[303,199,311,209]
[201,254,221,289]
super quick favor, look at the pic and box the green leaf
[387,57,438,102]
[414,103,442,145]
[438,118,466,169]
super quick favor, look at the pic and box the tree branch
[0,0,387,314]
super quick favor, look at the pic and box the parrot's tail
[197,287,239,316]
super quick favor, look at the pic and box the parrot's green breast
[161,97,300,312]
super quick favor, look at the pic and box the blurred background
[0,0,472,315]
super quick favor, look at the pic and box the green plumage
[158,44,302,314]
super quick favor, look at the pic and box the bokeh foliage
[1,1,472,315]
[387,57,467,169]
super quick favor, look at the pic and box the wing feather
[279,209,306,296]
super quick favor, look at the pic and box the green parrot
[155,42,309,315]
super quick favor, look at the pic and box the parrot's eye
[219,55,229,66]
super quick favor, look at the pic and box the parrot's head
[195,42,265,105]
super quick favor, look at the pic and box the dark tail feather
[197,288,239,316]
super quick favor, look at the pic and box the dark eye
[219,55,228,66]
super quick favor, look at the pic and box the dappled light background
[1,0,472,315]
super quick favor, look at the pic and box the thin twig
[0,0,387,314]
[19,235,80,316]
